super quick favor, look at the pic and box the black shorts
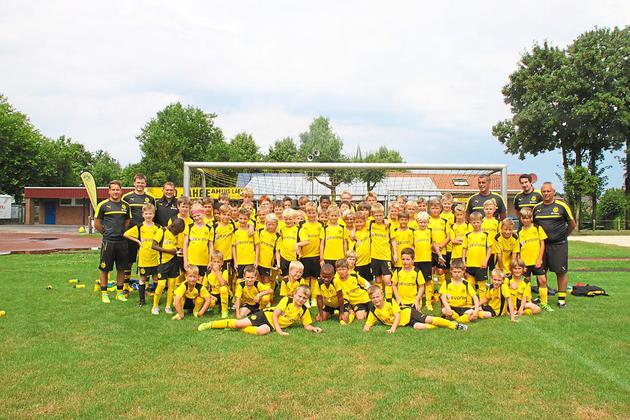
[481,304,496,317]
[193,265,207,277]
[543,241,569,274]
[352,302,369,313]
[525,265,546,277]
[210,293,221,305]
[323,302,349,314]
[222,259,234,275]
[324,259,338,269]
[258,266,271,277]
[451,306,471,316]
[431,253,447,269]
[414,262,432,283]
[183,298,195,313]
[99,240,129,272]
[371,259,392,277]
[407,307,428,326]
[301,256,320,278]
[443,252,452,269]
[280,257,292,276]
[242,303,259,313]
[138,266,158,277]
[126,239,139,268]
[248,311,272,328]
[466,267,487,281]
[158,258,180,280]
[488,255,496,271]
[356,264,373,282]
[176,256,185,275]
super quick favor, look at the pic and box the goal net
[184,162,508,208]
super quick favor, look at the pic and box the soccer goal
[183,162,508,208]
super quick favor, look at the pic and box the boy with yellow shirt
[369,203,393,299]
[518,208,553,311]
[316,263,347,323]
[481,199,500,272]
[257,213,281,295]
[203,250,230,318]
[232,208,259,281]
[494,218,520,275]
[124,203,160,306]
[212,205,236,278]
[172,266,212,320]
[479,268,516,321]
[334,259,371,322]
[202,197,214,225]
[183,201,214,278]
[351,213,372,282]
[428,198,450,293]
[508,259,542,316]
[413,212,439,310]
[151,218,185,315]
[280,260,304,298]
[449,204,471,262]
[279,209,299,278]
[391,248,424,309]
[364,285,467,333]
[320,206,347,267]
[462,212,492,295]
[198,285,323,336]
[296,202,324,303]
[439,259,480,324]
[391,210,414,271]
[234,265,273,318]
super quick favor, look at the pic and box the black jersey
[155,197,179,227]
[122,191,155,226]
[514,190,544,212]
[465,192,506,219]
[533,200,574,244]
[95,199,131,241]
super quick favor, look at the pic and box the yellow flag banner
[146,187,243,200]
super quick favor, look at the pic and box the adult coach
[465,174,507,220]
[533,182,576,309]
[122,173,155,293]
[95,180,131,303]
[155,181,179,227]
[513,173,543,216]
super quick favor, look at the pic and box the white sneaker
[165,307,173,314]
[151,307,159,315]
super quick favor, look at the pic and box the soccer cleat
[557,301,567,309]
[115,293,128,302]
[532,298,541,305]
[101,294,111,304]
[198,322,212,331]
[221,311,228,319]
[455,323,468,331]
[164,306,173,314]
[540,303,554,312]
[151,307,160,315]
[138,299,146,306]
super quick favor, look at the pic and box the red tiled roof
[25,187,133,199]
[427,173,524,192]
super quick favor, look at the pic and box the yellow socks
[166,278,176,308]
[424,282,433,306]
[153,280,167,308]
[220,286,229,313]
[241,326,258,335]
[438,273,446,288]
[432,316,456,330]
[524,308,533,316]
[539,286,548,304]
[456,314,471,324]
[385,285,393,300]
[558,291,567,304]
[211,319,236,329]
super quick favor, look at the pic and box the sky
[1,0,628,191]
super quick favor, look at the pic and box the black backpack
[571,284,608,297]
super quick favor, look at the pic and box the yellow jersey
[391,227,415,268]
[484,283,511,316]
[298,221,324,258]
[333,273,370,306]
[463,231,490,268]
[365,300,411,327]
[280,278,300,297]
[203,269,229,295]
[392,268,424,305]
[509,278,532,304]
[494,233,520,272]
[263,296,313,329]
[258,229,281,268]
[153,227,178,264]
[441,211,455,252]
[518,225,548,266]
[413,228,433,262]
[232,227,258,266]
[213,221,236,261]
[428,216,449,255]
[321,224,346,260]
[439,280,477,308]
[318,280,342,308]
[235,281,269,307]
[174,282,210,301]
[369,220,391,261]
[481,218,500,251]
[279,225,299,261]
[169,215,193,250]
[353,227,371,266]
[124,222,160,267]
[185,222,213,266]
[450,222,471,260]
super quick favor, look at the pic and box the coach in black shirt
[155,181,179,227]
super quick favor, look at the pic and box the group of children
[112,188,552,335]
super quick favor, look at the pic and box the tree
[228,132,262,162]
[266,137,299,162]
[298,117,353,199]
[90,150,122,186]
[38,135,93,187]
[356,146,404,191]
[137,102,227,185]
[0,95,48,199]
[562,166,601,229]
[597,188,628,226]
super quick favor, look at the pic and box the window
[59,198,80,207]
[452,178,469,187]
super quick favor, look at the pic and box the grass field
[1,246,630,418]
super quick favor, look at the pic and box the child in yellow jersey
[481,199,500,271]
[232,208,259,280]
[428,199,450,296]
[151,218,185,315]
[256,206,269,231]
[198,285,323,336]
[334,258,371,322]
[391,210,414,271]
[509,259,542,316]
[229,204,239,223]
[518,208,552,311]
[316,264,347,323]
[320,206,347,267]
[364,285,467,333]
[406,201,419,230]
[204,250,230,318]
[172,266,212,320]
[369,203,393,299]
[351,213,373,282]
[279,208,299,278]
[494,218,520,275]
[345,249,370,289]
[296,202,324,304]
[449,204,471,262]
[170,197,193,293]
[479,268,516,321]
[462,212,492,295]
[257,213,281,301]
[183,202,214,277]
[440,193,455,275]
[218,192,230,207]
[280,260,303,298]
[388,202,400,234]
[273,200,284,230]
[124,203,160,306]
[342,210,355,247]
[318,208,328,226]
[392,248,425,309]
[213,205,236,276]
[439,259,480,324]
[202,197,214,225]
[414,212,439,310]
[234,265,273,318]
[416,198,427,214]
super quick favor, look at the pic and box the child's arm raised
[152,239,177,255]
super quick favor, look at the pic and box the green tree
[298,117,353,200]
[0,95,48,199]
[137,102,227,185]
[120,163,146,187]
[266,137,299,162]
[90,150,122,186]
[562,166,601,229]
[356,146,404,191]
[597,188,628,226]
[228,132,262,162]
[38,135,93,187]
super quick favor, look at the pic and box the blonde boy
[183,201,214,278]
[413,212,438,310]
[234,265,272,318]
[280,260,304,298]
[449,204,471,262]
[151,218,186,315]
[494,218,520,275]
[369,203,393,299]
[479,268,516,321]
[204,250,230,318]
[279,208,299,277]
[439,259,480,324]
[232,208,259,281]
[257,213,281,294]
[351,213,373,282]
[172,266,212,320]
[320,206,347,267]
[508,259,542,316]
[481,199,500,272]
[462,212,492,294]
[391,210,414,271]
[518,207,552,311]
[296,202,324,303]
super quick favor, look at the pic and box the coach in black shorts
[95,180,131,302]
[533,182,576,309]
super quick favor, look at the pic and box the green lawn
[1,250,630,418]
[569,241,630,258]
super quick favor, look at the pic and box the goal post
[183,162,509,207]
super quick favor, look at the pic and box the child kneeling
[198,285,323,336]
[363,285,467,333]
